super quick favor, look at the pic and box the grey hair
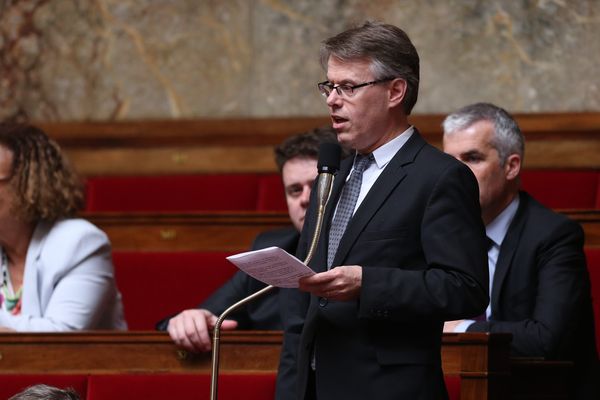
[442,102,525,166]
[8,384,80,400]
[319,21,420,115]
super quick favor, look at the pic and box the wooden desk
[40,113,600,175]
[83,210,600,251]
[84,212,290,252]
[0,331,279,374]
[566,209,600,247]
[0,331,570,400]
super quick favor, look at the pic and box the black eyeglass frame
[317,77,396,98]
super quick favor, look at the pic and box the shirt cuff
[453,319,475,333]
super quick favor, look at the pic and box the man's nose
[326,89,342,107]
[300,186,311,206]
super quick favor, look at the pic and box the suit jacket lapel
[491,192,528,313]
[332,131,427,267]
[21,222,47,316]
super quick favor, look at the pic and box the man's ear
[505,154,521,181]
[388,78,407,109]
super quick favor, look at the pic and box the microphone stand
[209,171,335,400]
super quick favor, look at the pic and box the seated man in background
[156,126,347,352]
[442,102,598,399]
[0,123,127,331]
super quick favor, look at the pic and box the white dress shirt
[453,195,520,332]
[351,126,414,214]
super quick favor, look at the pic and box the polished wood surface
[0,331,509,375]
[0,331,280,374]
[83,211,291,252]
[83,210,600,251]
[38,113,600,175]
[0,331,568,399]
[567,209,600,247]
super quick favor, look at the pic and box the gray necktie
[327,154,373,268]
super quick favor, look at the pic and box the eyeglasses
[317,77,395,98]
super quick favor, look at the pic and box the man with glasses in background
[276,21,489,400]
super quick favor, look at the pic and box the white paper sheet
[226,246,315,288]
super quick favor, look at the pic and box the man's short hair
[442,102,525,166]
[320,21,420,115]
[9,384,80,400]
[274,126,340,172]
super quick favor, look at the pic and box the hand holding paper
[226,246,315,288]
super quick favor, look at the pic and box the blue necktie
[327,154,373,268]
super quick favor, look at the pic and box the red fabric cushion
[444,375,461,400]
[256,174,287,212]
[520,170,598,209]
[85,175,261,212]
[86,373,276,400]
[0,374,88,399]
[596,173,600,208]
[113,252,237,330]
[585,248,600,354]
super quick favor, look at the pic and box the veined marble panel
[1,0,599,121]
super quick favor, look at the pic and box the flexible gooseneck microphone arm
[209,142,341,400]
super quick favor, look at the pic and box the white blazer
[0,219,127,331]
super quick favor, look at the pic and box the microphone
[209,143,341,400]
[303,142,341,262]
[316,142,341,208]
[318,142,342,173]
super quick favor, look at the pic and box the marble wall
[1,0,599,121]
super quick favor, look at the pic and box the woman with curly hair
[0,123,126,331]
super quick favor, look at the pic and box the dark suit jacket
[467,192,599,399]
[155,226,299,331]
[276,131,489,400]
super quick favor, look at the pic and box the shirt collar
[486,195,520,248]
[369,126,414,169]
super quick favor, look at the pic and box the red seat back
[85,175,267,212]
[256,174,287,212]
[444,375,461,400]
[113,252,237,330]
[86,374,276,400]
[520,170,598,209]
[0,374,88,399]
[596,173,600,209]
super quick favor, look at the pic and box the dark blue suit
[467,192,599,399]
[276,131,489,400]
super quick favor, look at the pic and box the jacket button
[319,297,328,307]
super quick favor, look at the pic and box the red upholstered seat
[256,174,287,211]
[85,175,267,212]
[113,252,237,330]
[86,373,276,400]
[520,170,598,209]
[0,374,88,399]
[444,375,461,400]
[596,173,600,208]
[585,248,600,354]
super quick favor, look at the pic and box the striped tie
[327,154,373,268]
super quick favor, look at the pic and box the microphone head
[317,142,341,174]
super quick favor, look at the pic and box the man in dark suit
[275,22,489,400]
[442,102,599,399]
[156,127,342,353]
